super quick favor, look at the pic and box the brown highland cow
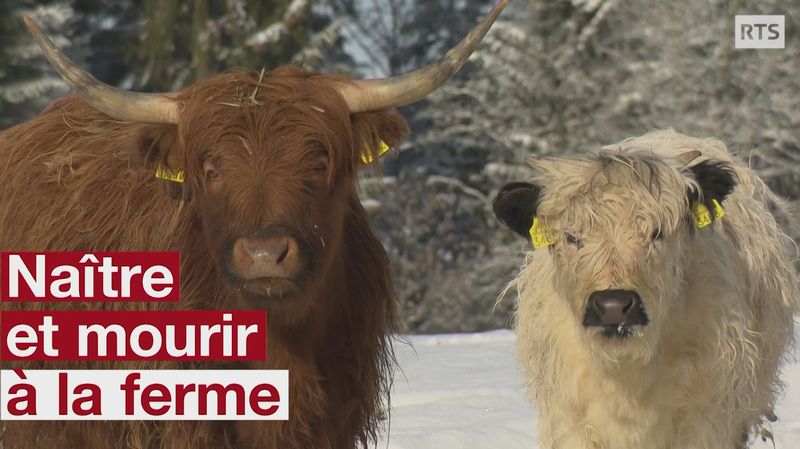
[0,2,506,448]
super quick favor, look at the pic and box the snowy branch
[246,0,311,48]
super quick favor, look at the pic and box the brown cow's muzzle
[231,235,303,280]
[225,229,314,301]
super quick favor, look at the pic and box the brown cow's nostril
[244,241,289,265]
[232,235,302,280]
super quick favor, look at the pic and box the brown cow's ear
[493,182,542,239]
[351,110,410,169]
[134,126,190,201]
[686,159,737,212]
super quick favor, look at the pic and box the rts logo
[735,15,785,49]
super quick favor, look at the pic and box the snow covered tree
[0,1,74,129]
[0,0,338,127]
[328,0,495,77]
[135,0,335,90]
[366,0,800,332]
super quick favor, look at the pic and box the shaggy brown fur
[0,67,409,449]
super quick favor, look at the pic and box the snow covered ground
[380,330,800,449]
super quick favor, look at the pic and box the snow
[381,330,800,449]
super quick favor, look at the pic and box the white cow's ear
[686,159,737,219]
[525,155,594,179]
[675,150,702,166]
[493,182,542,239]
[526,156,562,174]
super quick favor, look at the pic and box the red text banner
[0,311,267,361]
[0,252,180,302]
[0,369,288,420]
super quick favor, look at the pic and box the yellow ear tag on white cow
[155,164,185,184]
[692,199,725,229]
[529,217,556,249]
[360,141,391,164]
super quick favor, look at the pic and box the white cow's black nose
[583,289,648,327]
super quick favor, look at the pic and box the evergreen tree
[368,0,800,333]
[136,0,329,91]
[0,0,336,128]
[0,1,73,129]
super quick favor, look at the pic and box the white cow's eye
[564,233,583,247]
[651,229,664,241]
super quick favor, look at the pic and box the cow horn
[336,0,507,113]
[24,17,180,124]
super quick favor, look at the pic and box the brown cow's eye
[651,229,664,241]
[313,161,327,173]
[312,151,329,173]
[203,159,220,182]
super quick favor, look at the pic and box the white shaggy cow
[493,130,799,449]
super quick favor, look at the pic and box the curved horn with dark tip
[336,0,508,113]
[24,17,180,124]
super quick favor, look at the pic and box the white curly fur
[506,130,799,449]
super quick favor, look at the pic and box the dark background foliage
[2,0,798,333]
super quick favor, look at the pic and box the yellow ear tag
[692,199,725,229]
[529,217,556,249]
[155,142,391,180]
[360,141,391,164]
[155,164,185,184]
